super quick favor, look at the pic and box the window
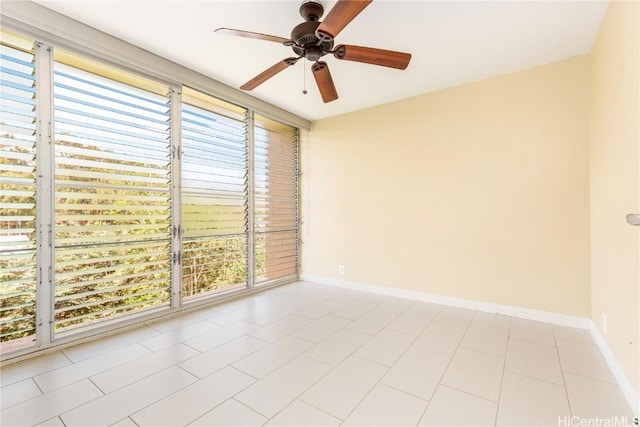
[52,51,173,335]
[254,115,299,284]
[0,29,300,358]
[0,31,37,352]
[181,88,248,299]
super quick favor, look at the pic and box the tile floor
[0,281,634,427]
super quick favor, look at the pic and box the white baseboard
[589,324,640,414]
[300,275,591,328]
[299,274,639,413]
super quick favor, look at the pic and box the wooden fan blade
[333,45,411,70]
[311,61,339,103]
[241,58,299,91]
[215,27,290,45]
[315,0,372,41]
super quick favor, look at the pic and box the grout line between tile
[493,316,512,426]
[554,329,575,417]
[417,312,475,425]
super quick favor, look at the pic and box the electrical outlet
[602,313,607,333]
[338,265,345,275]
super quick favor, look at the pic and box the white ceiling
[33,0,608,121]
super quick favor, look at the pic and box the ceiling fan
[215,0,411,103]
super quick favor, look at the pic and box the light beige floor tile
[91,343,199,393]
[376,297,415,314]
[184,320,258,352]
[265,400,341,426]
[35,416,66,427]
[209,306,254,326]
[505,338,563,384]
[358,292,390,304]
[0,378,42,409]
[61,326,159,362]
[60,366,196,427]
[432,306,475,329]
[381,346,450,400]
[213,298,256,314]
[413,322,466,355]
[110,417,138,426]
[509,318,555,347]
[2,380,103,427]
[343,384,427,427]
[300,356,387,419]
[281,293,329,309]
[441,347,505,401]
[4,282,633,427]
[235,355,332,418]
[132,367,256,426]
[189,398,267,426]
[0,352,71,386]
[245,305,295,327]
[347,310,398,335]
[232,335,314,378]
[256,294,304,309]
[249,315,313,343]
[290,315,349,343]
[327,290,363,304]
[147,311,216,333]
[304,328,371,366]
[353,328,415,367]
[139,320,221,351]
[34,343,152,393]
[386,310,436,336]
[564,373,633,418]
[497,372,570,426]
[407,301,444,315]
[271,293,319,308]
[294,300,345,319]
[552,325,595,345]
[472,312,512,329]
[556,339,615,382]
[419,385,497,426]
[179,335,267,379]
[252,301,302,319]
[331,300,379,320]
[460,323,509,356]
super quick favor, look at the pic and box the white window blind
[254,115,298,284]
[181,88,248,298]
[53,51,172,334]
[0,32,37,351]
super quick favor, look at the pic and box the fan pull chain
[302,63,308,95]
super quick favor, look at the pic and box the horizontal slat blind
[254,115,298,283]
[0,33,37,351]
[53,52,172,333]
[181,88,248,298]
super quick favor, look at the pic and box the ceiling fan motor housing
[292,2,334,61]
[291,21,334,60]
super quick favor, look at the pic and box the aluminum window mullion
[170,87,183,309]
[247,110,255,289]
[34,41,55,347]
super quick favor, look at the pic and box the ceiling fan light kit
[215,0,412,103]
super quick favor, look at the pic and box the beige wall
[301,55,591,316]
[589,0,640,394]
